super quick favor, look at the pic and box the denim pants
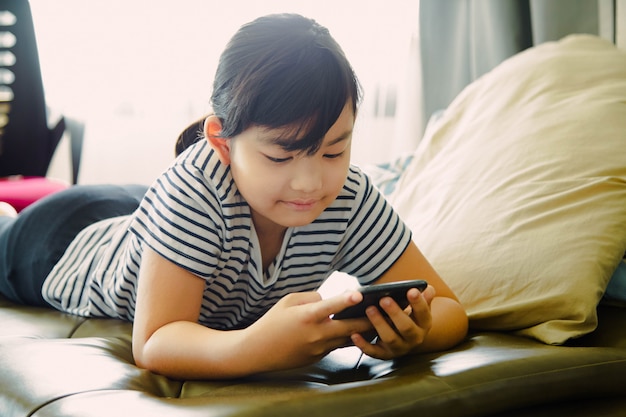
[0,184,147,306]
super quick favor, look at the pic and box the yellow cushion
[389,35,626,344]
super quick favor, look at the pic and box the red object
[0,176,69,212]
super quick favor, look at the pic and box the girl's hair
[210,13,361,154]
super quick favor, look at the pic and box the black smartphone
[332,279,428,320]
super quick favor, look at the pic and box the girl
[0,14,467,379]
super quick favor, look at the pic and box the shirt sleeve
[333,167,413,285]
[129,162,225,279]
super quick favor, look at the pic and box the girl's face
[210,103,354,234]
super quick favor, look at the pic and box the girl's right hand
[242,291,373,372]
[133,247,372,379]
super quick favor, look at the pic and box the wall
[38,1,420,185]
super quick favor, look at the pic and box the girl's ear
[204,115,231,165]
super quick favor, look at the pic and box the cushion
[0,177,69,212]
[389,35,626,344]
[362,154,414,196]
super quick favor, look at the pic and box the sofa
[1,296,625,417]
[2,35,626,417]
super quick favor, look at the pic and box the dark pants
[0,184,148,306]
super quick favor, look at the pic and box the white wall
[36,0,421,185]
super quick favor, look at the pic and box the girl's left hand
[350,285,435,359]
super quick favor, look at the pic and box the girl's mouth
[282,199,318,211]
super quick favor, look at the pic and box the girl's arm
[351,241,468,357]
[132,247,372,380]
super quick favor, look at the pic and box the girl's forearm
[135,321,258,380]
[412,296,468,354]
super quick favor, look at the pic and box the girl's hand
[350,285,436,359]
[134,248,369,379]
[242,291,373,372]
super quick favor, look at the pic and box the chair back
[0,0,64,178]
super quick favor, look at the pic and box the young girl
[0,14,467,379]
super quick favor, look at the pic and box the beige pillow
[389,35,626,344]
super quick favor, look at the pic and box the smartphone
[332,279,428,320]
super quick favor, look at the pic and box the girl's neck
[251,210,288,273]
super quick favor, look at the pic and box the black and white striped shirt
[43,141,411,330]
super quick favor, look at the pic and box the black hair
[210,13,361,155]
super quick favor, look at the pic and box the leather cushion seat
[1,296,625,417]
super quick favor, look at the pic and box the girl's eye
[265,155,291,163]
[324,151,345,159]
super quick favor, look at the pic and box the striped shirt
[42,140,412,330]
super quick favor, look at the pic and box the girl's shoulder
[326,165,383,221]
[339,164,378,201]
[169,140,237,201]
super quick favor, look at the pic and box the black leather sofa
[2,295,625,417]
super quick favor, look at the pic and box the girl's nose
[290,157,322,192]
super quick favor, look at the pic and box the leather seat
[2,295,625,417]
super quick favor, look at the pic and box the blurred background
[31,0,421,185]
